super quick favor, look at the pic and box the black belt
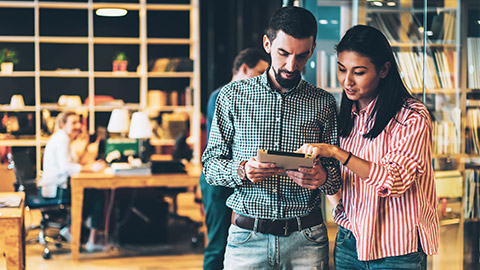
[231,210,323,236]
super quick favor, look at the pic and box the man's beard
[273,66,301,89]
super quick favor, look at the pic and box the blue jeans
[223,223,329,270]
[334,226,427,270]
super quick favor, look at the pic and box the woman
[296,25,439,269]
[39,111,106,252]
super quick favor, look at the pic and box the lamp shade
[128,111,153,139]
[107,109,130,133]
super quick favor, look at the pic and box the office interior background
[0,0,479,269]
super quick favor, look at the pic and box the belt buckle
[283,221,289,236]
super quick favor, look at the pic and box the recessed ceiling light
[319,19,328,25]
[387,2,396,6]
[373,1,383,7]
[96,8,128,17]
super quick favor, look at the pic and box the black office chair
[7,150,71,259]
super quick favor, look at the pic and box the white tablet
[256,149,315,171]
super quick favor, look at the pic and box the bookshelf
[0,0,201,173]
[305,0,480,268]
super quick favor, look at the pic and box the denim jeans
[223,223,329,270]
[334,226,427,270]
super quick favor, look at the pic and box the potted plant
[112,51,128,72]
[0,48,19,74]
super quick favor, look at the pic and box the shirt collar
[261,67,302,95]
[351,97,378,118]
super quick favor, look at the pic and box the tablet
[256,149,315,171]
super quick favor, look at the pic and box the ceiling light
[373,2,383,7]
[96,8,128,17]
[426,31,433,36]
[319,19,328,25]
[477,20,480,25]
[387,2,396,6]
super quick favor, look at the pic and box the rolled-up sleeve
[363,114,429,197]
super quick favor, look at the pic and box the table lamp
[107,109,130,136]
[129,111,153,163]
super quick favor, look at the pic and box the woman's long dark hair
[336,25,414,139]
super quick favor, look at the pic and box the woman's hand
[297,143,337,158]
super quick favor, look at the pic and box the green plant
[113,51,128,61]
[0,48,19,64]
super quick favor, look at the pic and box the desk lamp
[129,111,153,163]
[106,109,132,162]
[107,109,129,136]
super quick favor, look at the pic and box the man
[200,48,269,270]
[202,6,341,269]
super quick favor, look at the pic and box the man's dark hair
[265,6,317,42]
[232,48,269,75]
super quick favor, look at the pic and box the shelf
[433,154,468,159]
[93,104,142,112]
[439,218,461,226]
[146,106,193,112]
[0,71,35,77]
[40,104,89,111]
[390,42,459,48]
[40,70,88,77]
[147,38,192,45]
[147,71,194,78]
[0,0,201,172]
[146,4,192,11]
[0,105,36,112]
[366,7,458,13]
[94,71,140,78]
[0,139,36,147]
[0,36,192,45]
[0,2,193,11]
[0,36,35,42]
[411,89,461,94]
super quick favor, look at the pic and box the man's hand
[245,157,284,183]
[286,164,327,190]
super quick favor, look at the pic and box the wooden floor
[0,192,468,269]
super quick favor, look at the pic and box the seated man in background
[39,111,107,252]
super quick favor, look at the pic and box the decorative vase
[113,60,128,72]
[1,62,14,74]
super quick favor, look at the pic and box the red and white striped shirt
[335,98,439,261]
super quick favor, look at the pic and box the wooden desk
[70,167,201,260]
[0,192,25,270]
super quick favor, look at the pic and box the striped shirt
[335,98,439,260]
[202,70,341,219]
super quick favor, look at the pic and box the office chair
[7,151,71,259]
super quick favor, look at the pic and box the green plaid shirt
[202,70,341,219]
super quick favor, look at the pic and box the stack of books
[109,163,151,176]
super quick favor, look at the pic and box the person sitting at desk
[38,111,107,252]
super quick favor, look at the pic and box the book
[0,196,22,208]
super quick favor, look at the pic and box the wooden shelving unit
[0,0,201,173]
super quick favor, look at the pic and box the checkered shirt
[202,71,341,219]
